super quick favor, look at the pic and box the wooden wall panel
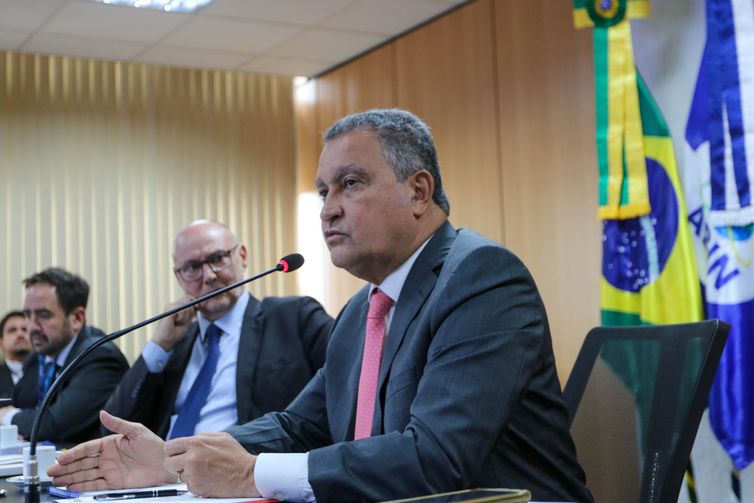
[494,0,600,377]
[316,47,397,134]
[394,0,504,244]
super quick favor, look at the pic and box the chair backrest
[563,320,729,503]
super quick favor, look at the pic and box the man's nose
[320,195,342,222]
[27,316,40,331]
[202,262,218,282]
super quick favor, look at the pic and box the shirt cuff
[3,408,20,426]
[142,341,172,373]
[255,452,314,503]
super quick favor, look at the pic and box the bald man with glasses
[105,220,332,439]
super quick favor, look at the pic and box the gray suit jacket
[227,223,592,502]
[105,295,332,438]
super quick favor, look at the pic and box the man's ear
[238,244,248,269]
[68,306,86,335]
[410,170,435,217]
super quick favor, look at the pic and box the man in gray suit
[50,110,592,502]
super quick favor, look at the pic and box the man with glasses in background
[105,219,332,439]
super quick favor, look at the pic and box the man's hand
[152,296,197,351]
[164,432,260,497]
[48,411,174,491]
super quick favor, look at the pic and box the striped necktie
[37,357,58,406]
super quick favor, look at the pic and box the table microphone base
[24,481,41,503]
[24,456,41,503]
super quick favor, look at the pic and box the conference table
[0,478,53,503]
[0,484,535,503]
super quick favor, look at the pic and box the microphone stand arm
[24,262,284,502]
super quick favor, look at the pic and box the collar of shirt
[44,331,80,368]
[5,359,23,379]
[371,236,432,310]
[196,290,250,342]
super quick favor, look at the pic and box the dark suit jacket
[12,326,129,448]
[105,295,332,439]
[0,362,16,398]
[227,222,593,502]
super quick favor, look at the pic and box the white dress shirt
[142,291,249,437]
[255,239,430,502]
[6,359,24,384]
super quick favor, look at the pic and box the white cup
[0,424,18,448]
[22,445,56,482]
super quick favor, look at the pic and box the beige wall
[1,52,297,362]
[295,0,600,379]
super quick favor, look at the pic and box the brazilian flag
[573,0,703,347]
[575,1,704,497]
[598,74,704,442]
[600,73,703,328]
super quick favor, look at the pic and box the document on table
[51,483,276,503]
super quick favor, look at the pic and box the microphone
[275,253,304,272]
[23,254,304,502]
[278,253,304,273]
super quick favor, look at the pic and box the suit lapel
[377,222,456,389]
[63,327,90,367]
[14,356,39,407]
[0,365,13,394]
[338,288,370,442]
[53,327,91,398]
[235,296,262,422]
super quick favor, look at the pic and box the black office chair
[563,320,729,503]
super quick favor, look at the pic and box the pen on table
[93,489,188,500]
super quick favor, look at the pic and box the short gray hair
[324,109,450,214]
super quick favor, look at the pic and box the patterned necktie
[354,289,394,440]
[169,323,222,439]
[37,358,58,406]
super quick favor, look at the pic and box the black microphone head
[278,253,304,273]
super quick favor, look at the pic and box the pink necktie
[354,289,394,440]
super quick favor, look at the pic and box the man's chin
[31,344,49,355]
[30,338,47,351]
[198,296,233,319]
[328,249,352,268]
[329,250,366,276]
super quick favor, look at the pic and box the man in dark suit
[0,268,128,448]
[0,310,32,397]
[104,220,332,439]
[50,110,592,502]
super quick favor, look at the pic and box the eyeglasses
[174,244,240,282]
